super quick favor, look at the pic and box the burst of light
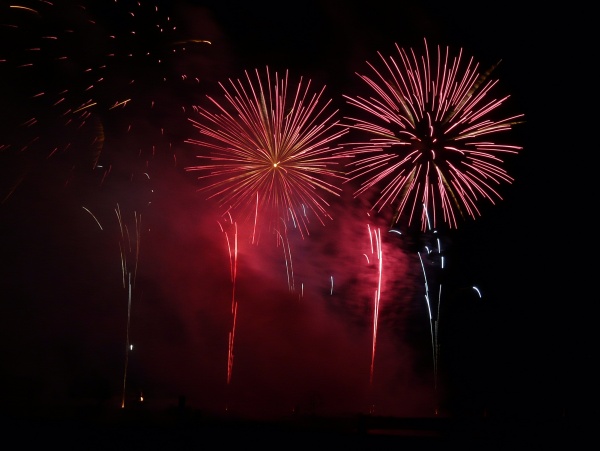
[185,66,349,238]
[339,38,524,231]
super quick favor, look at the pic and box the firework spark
[339,38,524,231]
[185,66,349,239]
[0,0,211,198]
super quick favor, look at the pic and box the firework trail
[217,214,238,387]
[364,224,383,387]
[273,218,297,292]
[80,200,143,408]
[115,203,142,408]
[417,223,484,415]
[338,37,524,232]
[217,208,298,407]
[416,206,444,391]
[81,0,212,160]
[184,66,349,240]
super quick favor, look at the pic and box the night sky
[0,0,585,423]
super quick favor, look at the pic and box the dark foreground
[0,406,582,450]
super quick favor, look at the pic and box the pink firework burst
[185,66,349,238]
[339,38,524,231]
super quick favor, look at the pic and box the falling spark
[82,206,103,230]
[339,38,524,231]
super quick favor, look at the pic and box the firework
[362,224,382,387]
[184,66,349,239]
[82,0,212,140]
[0,0,211,199]
[339,38,524,232]
[113,188,155,409]
[115,203,142,408]
[365,223,383,413]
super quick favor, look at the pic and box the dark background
[0,0,588,434]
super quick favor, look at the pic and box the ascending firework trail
[217,213,238,405]
[115,203,142,409]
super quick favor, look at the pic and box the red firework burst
[339,38,524,231]
[185,66,349,238]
